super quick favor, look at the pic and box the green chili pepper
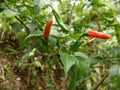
[51,6,69,33]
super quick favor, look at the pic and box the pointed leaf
[24,30,42,42]
[59,51,77,78]
[68,60,89,90]
[3,9,18,18]
[109,65,120,77]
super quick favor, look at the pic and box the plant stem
[15,16,30,34]
[93,71,109,90]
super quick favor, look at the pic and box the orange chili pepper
[88,30,110,39]
[43,18,53,39]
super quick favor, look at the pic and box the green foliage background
[0,0,120,90]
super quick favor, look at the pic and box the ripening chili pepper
[43,18,53,39]
[87,30,110,39]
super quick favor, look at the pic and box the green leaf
[75,2,84,16]
[108,46,120,58]
[0,7,4,12]
[70,40,82,51]
[48,36,57,46]
[19,35,26,49]
[33,60,41,68]
[91,0,106,7]
[78,60,89,79]
[109,65,120,89]
[110,74,120,90]
[113,24,120,43]
[20,31,42,49]
[109,65,120,77]
[89,56,103,65]
[7,0,18,3]
[3,9,18,18]
[68,60,89,90]
[70,33,87,51]
[27,22,37,32]
[10,22,23,33]
[0,0,4,3]
[24,30,42,42]
[72,23,89,29]
[75,52,89,60]
[59,51,77,78]
[34,5,41,15]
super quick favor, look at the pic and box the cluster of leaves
[0,0,120,90]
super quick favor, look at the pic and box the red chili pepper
[87,30,110,39]
[43,18,53,39]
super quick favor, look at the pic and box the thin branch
[16,78,21,90]
[93,71,109,90]
[15,16,30,34]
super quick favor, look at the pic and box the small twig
[27,66,31,86]
[16,77,21,90]
[93,71,109,90]
[15,16,30,34]
[0,61,5,82]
